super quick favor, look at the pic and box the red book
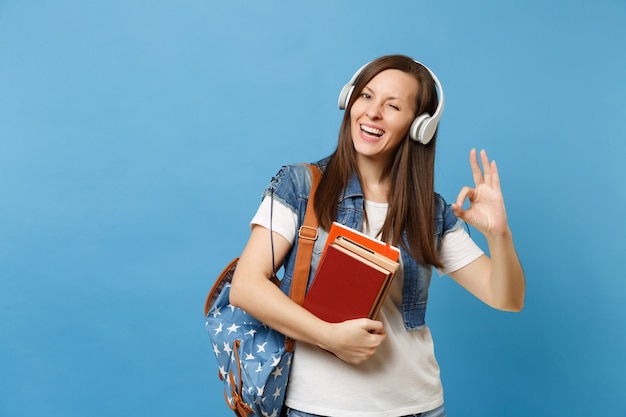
[303,242,396,323]
[324,222,400,262]
[333,236,399,319]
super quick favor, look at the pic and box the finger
[451,203,465,219]
[480,149,492,186]
[469,148,484,185]
[491,159,502,193]
[455,186,475,208]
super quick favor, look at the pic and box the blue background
[1,1,625,416]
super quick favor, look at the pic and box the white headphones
[337,59,445,145]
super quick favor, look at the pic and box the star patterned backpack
[204,164,321,417]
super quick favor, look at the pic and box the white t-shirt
[251,198,483,417]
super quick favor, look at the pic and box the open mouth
[360,124,384,139]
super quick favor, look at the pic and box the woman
[229,54,525,417]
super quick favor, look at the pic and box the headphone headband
[337,59,445,145]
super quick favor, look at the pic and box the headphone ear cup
[418,117,438,145]
[338,62,370,110]
[338,84,354,110]
[410,113,439,145]
[409,113,430,143]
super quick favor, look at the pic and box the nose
[365,102,382,120]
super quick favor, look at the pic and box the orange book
[324,222,400,262]
[303,242,395,323]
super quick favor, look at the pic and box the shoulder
[270,157,328,189]
[262,161,323,212]
[316,156,330,173]
[270,161,319,188]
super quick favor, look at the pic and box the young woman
[229,54,525,417]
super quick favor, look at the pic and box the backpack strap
[286,163,321,352]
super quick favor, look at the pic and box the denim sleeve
[261,163,312,216]
[435,193,462,240]
[442,200,461,235]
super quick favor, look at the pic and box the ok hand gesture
[452,149,510,237]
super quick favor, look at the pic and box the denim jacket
[263,158,461,331]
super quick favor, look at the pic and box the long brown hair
[314,54,443,268]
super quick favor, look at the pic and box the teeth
[361,125,384,136]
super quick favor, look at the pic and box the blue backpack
[204,164,320,416]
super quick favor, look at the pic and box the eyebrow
[362,86,408,103]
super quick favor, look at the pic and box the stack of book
[303,222,400,323]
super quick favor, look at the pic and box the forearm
[229,226,387,364]
[230,269,333,348]
[485,228,525,311]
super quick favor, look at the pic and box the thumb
[362,319,385,335]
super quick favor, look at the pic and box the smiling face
[349,69,419,164]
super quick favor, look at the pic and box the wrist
[486,227,513,242]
